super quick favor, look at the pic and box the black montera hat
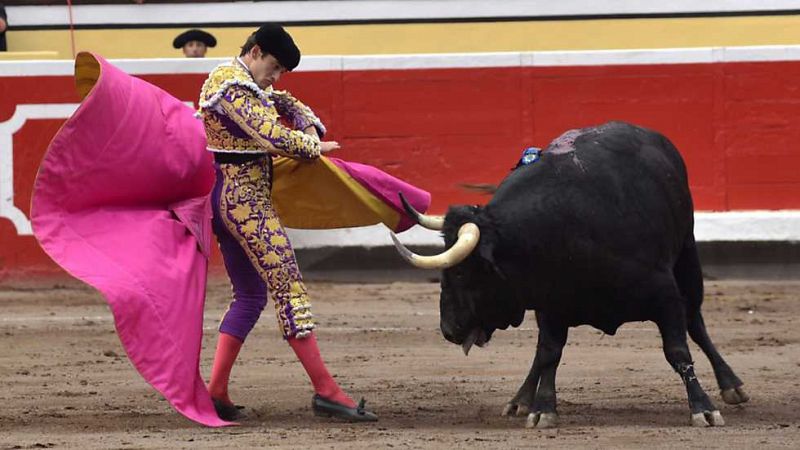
[254,23,301,70]
[173,29,217,49]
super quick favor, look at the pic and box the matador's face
[250,52,288,89]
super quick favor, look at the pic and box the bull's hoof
[526,412,558,429]
[690,410,725,427]
[721,386,750,405]
[502,403,531,417]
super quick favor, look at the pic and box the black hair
[239,33,257,57]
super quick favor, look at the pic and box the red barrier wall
[2,58,799,278]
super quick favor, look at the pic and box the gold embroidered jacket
[198,59,324,159]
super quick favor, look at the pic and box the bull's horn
[399,192,444,230]
[390,223,480,269]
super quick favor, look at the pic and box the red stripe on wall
[1,59,799,278]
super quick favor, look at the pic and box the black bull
[392,121,749,428]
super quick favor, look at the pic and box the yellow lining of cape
[75,53,101,101]
[271,156,401,230]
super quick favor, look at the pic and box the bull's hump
[544,122,625,155]
[544,129,581,155]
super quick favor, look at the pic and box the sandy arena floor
[0,278,798,449]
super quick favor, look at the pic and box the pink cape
[31,53,430,427]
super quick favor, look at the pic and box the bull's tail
[459,183,498,195]
[673,234,704,311]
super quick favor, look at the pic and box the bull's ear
[478,241,506,279]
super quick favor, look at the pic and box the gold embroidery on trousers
[217,159,314,338]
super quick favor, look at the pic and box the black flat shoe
[213,398,246,421]
[312,394,378,422]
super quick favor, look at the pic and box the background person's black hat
[254,24,301,70]
[173,29,217,49]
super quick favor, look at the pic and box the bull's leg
[687,311,749,404]
[502,344,542,417]
[521,313,568,429]
[673,236,748,405]
[502,312,555,418]
[656,296,724,427]
[502,359,540,417]
[503,312,567,427]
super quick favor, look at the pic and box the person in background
[173,29,216,58]
[0,3,8,52]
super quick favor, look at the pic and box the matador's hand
[321,141,340,154]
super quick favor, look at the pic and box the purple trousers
[211,159,314,341]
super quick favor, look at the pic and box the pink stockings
[208,331,355,408]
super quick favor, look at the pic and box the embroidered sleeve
[217,85,321,160]
[270,90,327,137]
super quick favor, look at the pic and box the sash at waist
[213,152,267,165]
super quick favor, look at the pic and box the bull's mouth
[461,328,488,356]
